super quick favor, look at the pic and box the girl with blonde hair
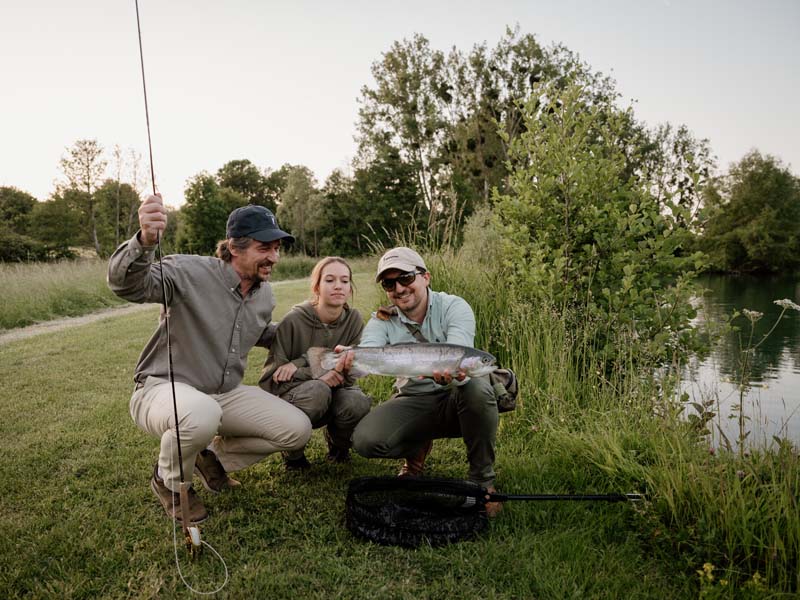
[259,257,371,469]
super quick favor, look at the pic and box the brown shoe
[398,440,433,477]
[194,449,241,494]
[485,485,503,518]
[150,464,208,523]
[324,428,351,464]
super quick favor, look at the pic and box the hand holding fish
[318,369,345,387]
[430,368,467,385]
[332,345,355,374]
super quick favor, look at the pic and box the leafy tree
[358,34,447,230]
[276,166,321,255]
[357,28,621,242]
[633,124,715,227]
[59,139,107,256]
[217,159,276,212]
[318,147,423,256]
[264,163,300,210]
[698,151,800,272]
[176,173,247,254]
[0,228,49,262]
[27,193,84,253]
[0,186,37,235]
[95,180,142,255]
[494,81,703,366]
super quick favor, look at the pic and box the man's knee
[275,408,313,451]
[351,421,385,458]
[179,394,223,441]
[458,378,496,413]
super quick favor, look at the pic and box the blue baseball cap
[226,205,295,244]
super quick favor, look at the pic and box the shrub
[493,81,704,368]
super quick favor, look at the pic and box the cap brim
[375,261,418,282]
[250,229,295,244]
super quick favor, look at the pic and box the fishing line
[135,0,228,593]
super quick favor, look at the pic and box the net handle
[488,492,644,503]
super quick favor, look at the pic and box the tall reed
[427,248,799,593]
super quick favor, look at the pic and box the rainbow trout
[307,343,497,380]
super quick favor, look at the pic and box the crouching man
[350,247,502,516]
[108,196,312,523]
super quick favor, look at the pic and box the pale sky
[2,0,798,208]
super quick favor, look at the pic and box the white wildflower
[774,298,800,312]
[742,309,763,323]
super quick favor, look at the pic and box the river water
[682,274,800,448]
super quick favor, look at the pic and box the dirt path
[0,303,157,345]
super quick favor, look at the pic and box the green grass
[1,257,795,597]
[1,268,692,600]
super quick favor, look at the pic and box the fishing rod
[134,3,230,593]
[134,0,201,557]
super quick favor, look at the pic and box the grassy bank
[1,257,796,597]
[2,267,690,599]
[0,254,372,332]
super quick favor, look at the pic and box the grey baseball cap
[375,247,427,282]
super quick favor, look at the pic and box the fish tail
[306,346,332,379]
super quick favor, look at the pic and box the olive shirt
[107,232,276,394]
[359,289,476,396]
[259,301,364,397]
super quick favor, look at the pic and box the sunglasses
[380,270,422,291]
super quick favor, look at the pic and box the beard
[255,261,273,282]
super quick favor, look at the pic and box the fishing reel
[180,483,203,559]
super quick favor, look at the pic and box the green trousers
[352,377,498,486]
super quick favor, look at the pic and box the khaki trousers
[131,377,312,492]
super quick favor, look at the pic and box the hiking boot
[150,464,208,523]
[398,440,433,477]
[283,452,311,471]
[194,449,241,494]
[324,429,351,464]
[485,485,503,518]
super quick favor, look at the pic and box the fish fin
[348,364,370,379]
[306,347,331,379]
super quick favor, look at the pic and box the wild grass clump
[427,247,800,594]
[273,253,318,280]
[0,259,125,330]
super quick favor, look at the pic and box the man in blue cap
[108,195,312,523]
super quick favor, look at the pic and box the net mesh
[345,476,491,547]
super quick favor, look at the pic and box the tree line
[2,27,798,273]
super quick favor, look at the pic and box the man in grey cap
[351,246,502,516]
[108,195,312,523]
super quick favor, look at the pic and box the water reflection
[682,274,800,447]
